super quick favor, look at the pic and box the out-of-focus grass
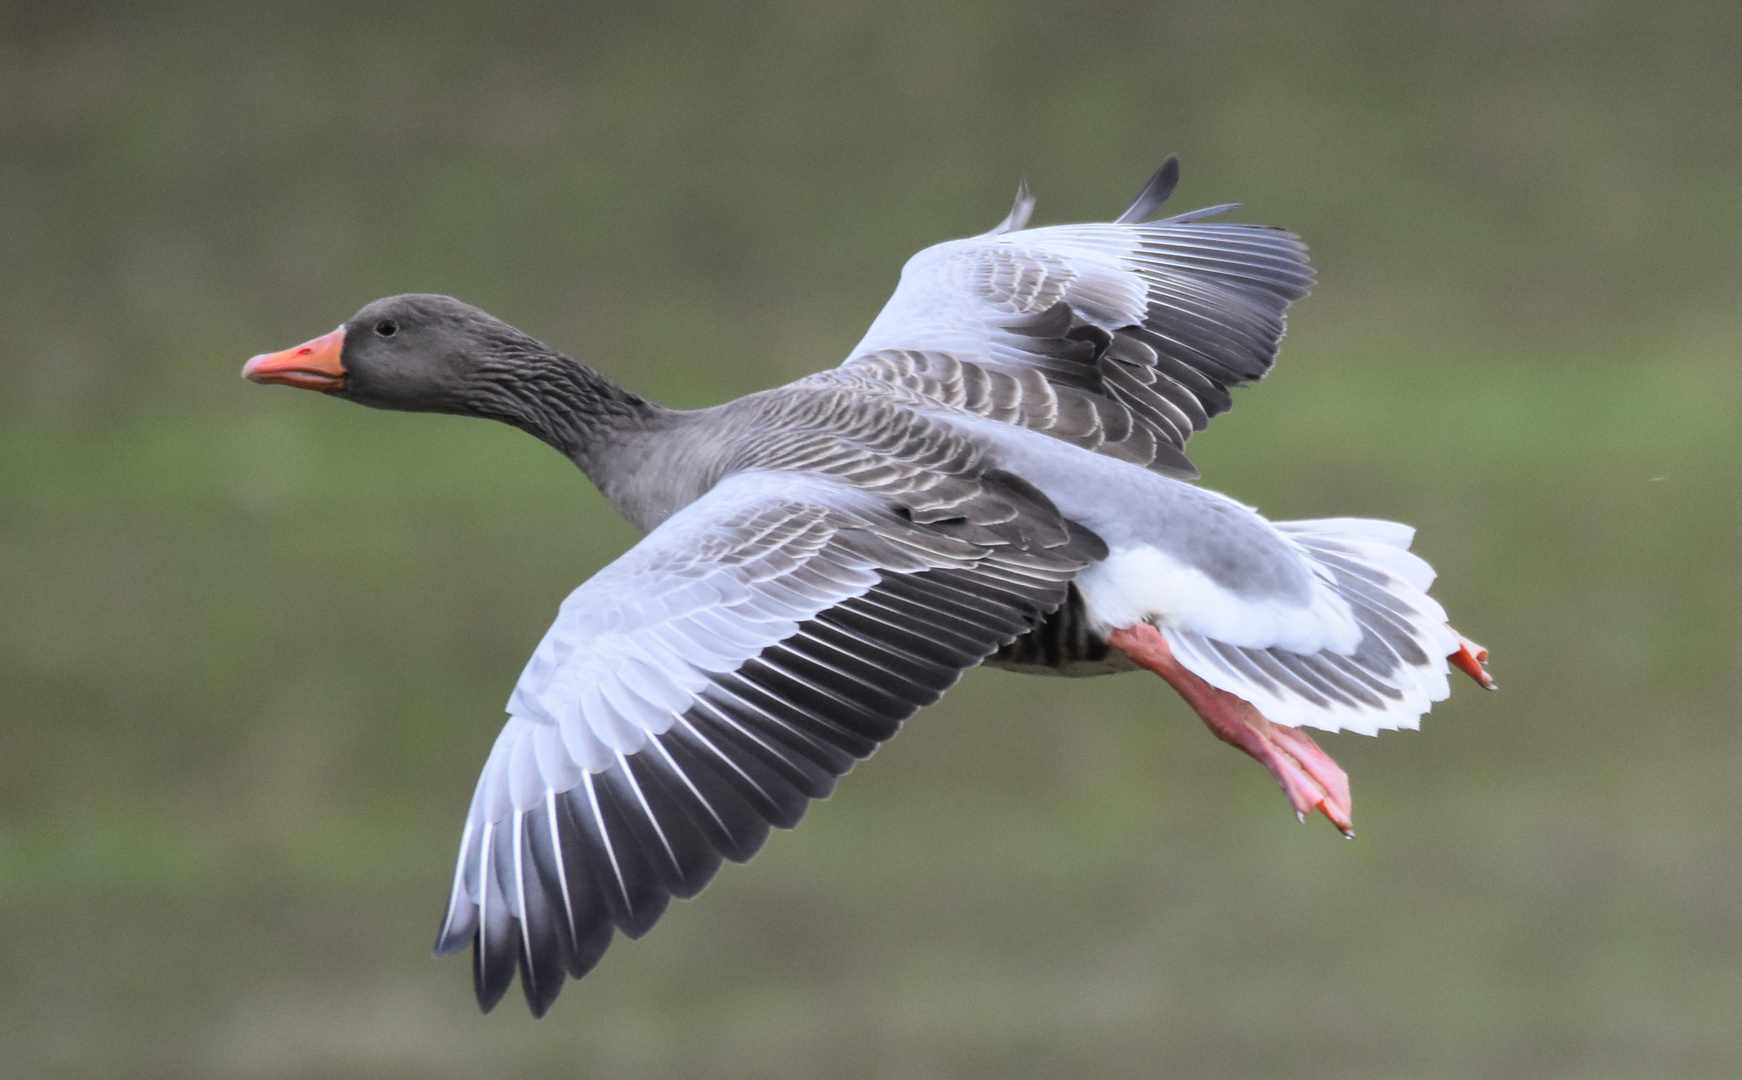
[4,341,1741,1078]
[6,1,1742,1076]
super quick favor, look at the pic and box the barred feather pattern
[807,185,1314,479]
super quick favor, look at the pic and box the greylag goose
[243,157,1491,1016]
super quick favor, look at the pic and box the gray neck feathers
[467,334,669,480]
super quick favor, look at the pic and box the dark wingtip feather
[432,884,477,957]
[524,982,561,1019]
[1115,155,1181,224]
[517,913,569,1018]
[473,921,517,1013]
[564,915,615,980]
[520,952,567,1018]
[433,917,474,958]
[514,821,572,1018]
[560,783,671,939]
[472,824,520,1012]
[432,825,480,957]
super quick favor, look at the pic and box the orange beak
[242,326,347,391]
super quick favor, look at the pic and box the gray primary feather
[1114,155,1181,224]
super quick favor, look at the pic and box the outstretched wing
[433,469,1102,1016]
[808,159,1314,479]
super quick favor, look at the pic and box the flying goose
[243,157,1492,1016]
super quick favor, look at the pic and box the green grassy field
[4,2,1741,1076]
[6,341,1740,1078]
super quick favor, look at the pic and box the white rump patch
[1081,516,1464,737]
[1076,543,1362,656]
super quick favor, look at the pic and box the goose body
[243,158,1491,1016]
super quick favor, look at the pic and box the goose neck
[472,345,668,476]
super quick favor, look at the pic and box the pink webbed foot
[1450,631,1495,690]
[1107,622,1355,837]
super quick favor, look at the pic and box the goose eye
[374,319,399,337]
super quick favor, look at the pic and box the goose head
[242,293,541,415]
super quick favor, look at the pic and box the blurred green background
[3,2,1740,1077]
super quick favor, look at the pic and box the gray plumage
[245,158,1474,1018]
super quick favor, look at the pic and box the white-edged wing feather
[434,469,1100,1015]
[810,168,1314,478]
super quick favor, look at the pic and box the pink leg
[1450,631,1495,690]
[1107,623,1355,837]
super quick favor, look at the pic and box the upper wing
[432,469,1102,1016]
[808,159,1314,478]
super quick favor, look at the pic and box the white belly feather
[1074,543,1360,655]
[956,417,1361,653]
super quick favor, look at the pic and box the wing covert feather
[810,166,1314,478]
